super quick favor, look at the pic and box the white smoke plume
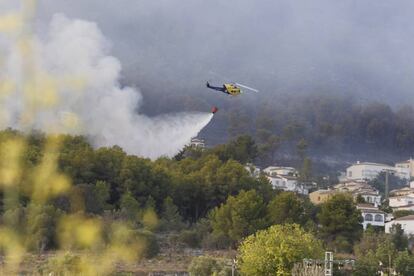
[0,14,213,159]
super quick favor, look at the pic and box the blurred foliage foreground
[0,136,155,275]
[0,2,153,274]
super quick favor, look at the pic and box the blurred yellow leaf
[0,13,22,33]
[0,139,25,188]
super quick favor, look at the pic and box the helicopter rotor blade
[235,83,259,93]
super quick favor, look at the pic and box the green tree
[354,228,398,275]
[317,194,363,252]
[209,190,268,247]
[160,196,184,231]
[354,227,383,257]
[375,237,397,270]
[120,155,170,209]
[353,251,379,276]
[92,146,126,204]
[188,256,230,276]
[395,251,414,276]
[58,135,96,184]
[4,204,62,252]
[211,135,258,164]
[254,174,276,203]
[238,224,323,275]
[2,205,25,232]
[25,204,62,252]
[145,196,156,210]
[390,224,408,251]
[267,192,307,225]
[93,180,110,212]
[79,181,111,214]
[120,192,140,220]
[25,131,45,166]
[355,194,366,204]
[171,154,270,222]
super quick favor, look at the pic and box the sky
[29,0,414,107]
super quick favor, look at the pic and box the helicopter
[206,81,259,96]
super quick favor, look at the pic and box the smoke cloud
[0,14,213,159]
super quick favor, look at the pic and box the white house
[334,180,371,192]
[389,194,414,212]
[245,163,261,178]
[394,165,411,180]
[266,175,308,195]
[390,187,414,197]
[190,138,205,149]
[263,166,297,177]
[346,162,395,181]
[395,159,414,180]
[393,205,414,212]
[354,190,382,206]
[357,204,385,229]
[334,180,382,206]
[385,215,414,235]
[264,166,307,194]
[389,195,414,208]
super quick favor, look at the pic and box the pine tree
[161,197,184,231]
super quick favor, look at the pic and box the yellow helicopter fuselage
[224,84,241,96]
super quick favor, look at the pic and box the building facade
[346,162,395,181]
[357,204,385,230]
[385,215,414,235]
[389,195,414,208]
[266,175,308,195]
[395,159,414,180]
[309,189,337,205]
[355,191,382,206]
[263,166,297,177]
[263,166,308,194]
[390,187,414,197]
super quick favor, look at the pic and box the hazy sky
[4,0,414,107]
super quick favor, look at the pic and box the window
[374,214,383,222]
[365,214,373,221]
[348,171,352,177]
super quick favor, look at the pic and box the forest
[198,93,414,168]
[1,129,414,274]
